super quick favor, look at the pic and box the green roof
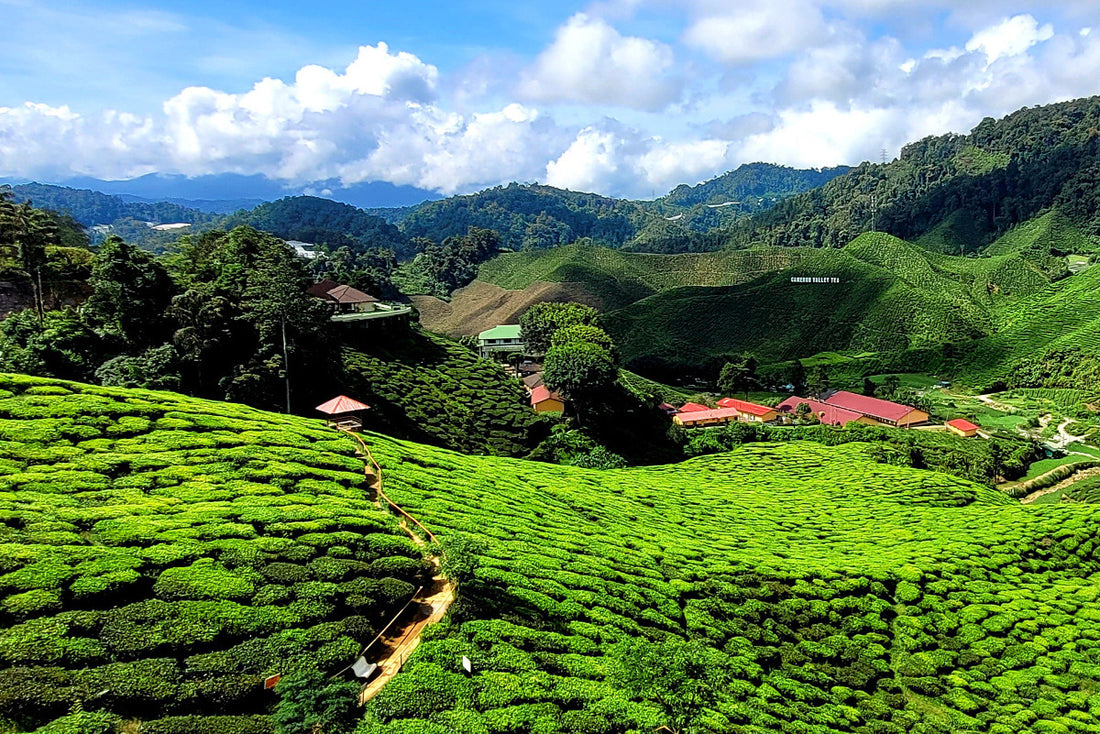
[478,324,523,340]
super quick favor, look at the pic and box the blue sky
[3,0,1100,198]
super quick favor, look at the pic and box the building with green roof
[477,324,525,358]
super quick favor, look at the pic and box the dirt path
[1020,466,1100,504]
[358,575,455,703]
[335,427,455,704]
[976,393,1017,413]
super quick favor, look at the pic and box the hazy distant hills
[1,172,440,213]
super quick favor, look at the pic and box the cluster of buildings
[474,324,566,412]
[671,390,937,431]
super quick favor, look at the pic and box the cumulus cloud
[4,4,1100,200]
[682,0,829,64]
[0,43,562,194]
[518,13,682,110]
[965,14,1054,65]
[545,124,732,198]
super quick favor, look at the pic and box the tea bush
[0,374,428,731]
[358,431,1100,734]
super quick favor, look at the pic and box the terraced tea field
[5,376,1100,734]
[0,375,428,733]
[364,432,1100,733]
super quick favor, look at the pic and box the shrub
[154,560,255,601]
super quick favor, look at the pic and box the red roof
[777,396,864,427]
[678,402,710,413]
[717,397,776,417]
[948,418,980,432]
[676,407,743,424]
[315,395,370,414]
[306,279,340,298]
[325,284,379,304]
[821,390,919,422]
[530,385,563,406]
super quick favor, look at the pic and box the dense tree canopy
[519,301,600,355]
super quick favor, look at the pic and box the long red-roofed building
[821,390,929,427]
[776,396,873,427]
[776,391,928,428]
[673,406,744,428]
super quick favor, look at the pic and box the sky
[2,0,1100,200]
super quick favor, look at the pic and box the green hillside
[5,377,1100,733]
[340,328,546,457]
[477,243,807,310]
[360,430,1100,733]
[583,232,1062,375]
[0,374,428,733]
[734,96,1100,254]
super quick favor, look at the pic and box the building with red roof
[673,407,744,428]
[716,397,779,423]
[776,391,929,428]
[776,396,873,427]
[530,385,565,413]
[946,418,980,437]
[820,390,929,427]
[678,402,710,413]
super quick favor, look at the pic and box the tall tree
[84,236,176,348]
[718,355,758,399]
[519,302,600,355]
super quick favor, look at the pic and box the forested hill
[644,163,851,234]
[399,182,650,250]
[394,163,853,252]
[226,196,413,259]
[732,95,1100,253]
[9,182,210,227]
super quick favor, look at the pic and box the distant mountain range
[3,163,850,256]
[0,173,441,212]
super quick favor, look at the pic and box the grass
[0,374,429,733]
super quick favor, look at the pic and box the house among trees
[308,279,379,313]
[677,402,711,413]
[674,398,778,428]
[306,279,411,323]
[946,418,981,437]
[529,385,565,413]
[477,325,525,359]
[778,390,929,428]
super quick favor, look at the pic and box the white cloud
[965,14,1054,65]
[545,124,732,198]
[518,13,682,110]
[0,43,559,194]
[682,0,829,64]
[735,102,900,169]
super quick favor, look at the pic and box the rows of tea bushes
[0,375,429,732]
[361,433,1100,734]
[682,422,1042,486]
[341,328,546,457]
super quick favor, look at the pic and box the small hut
[316,395,371,429]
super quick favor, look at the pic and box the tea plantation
[341,328,546,457]
[5,376,1100,734]
[364,432,1100,734]
[0,375,431,733]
